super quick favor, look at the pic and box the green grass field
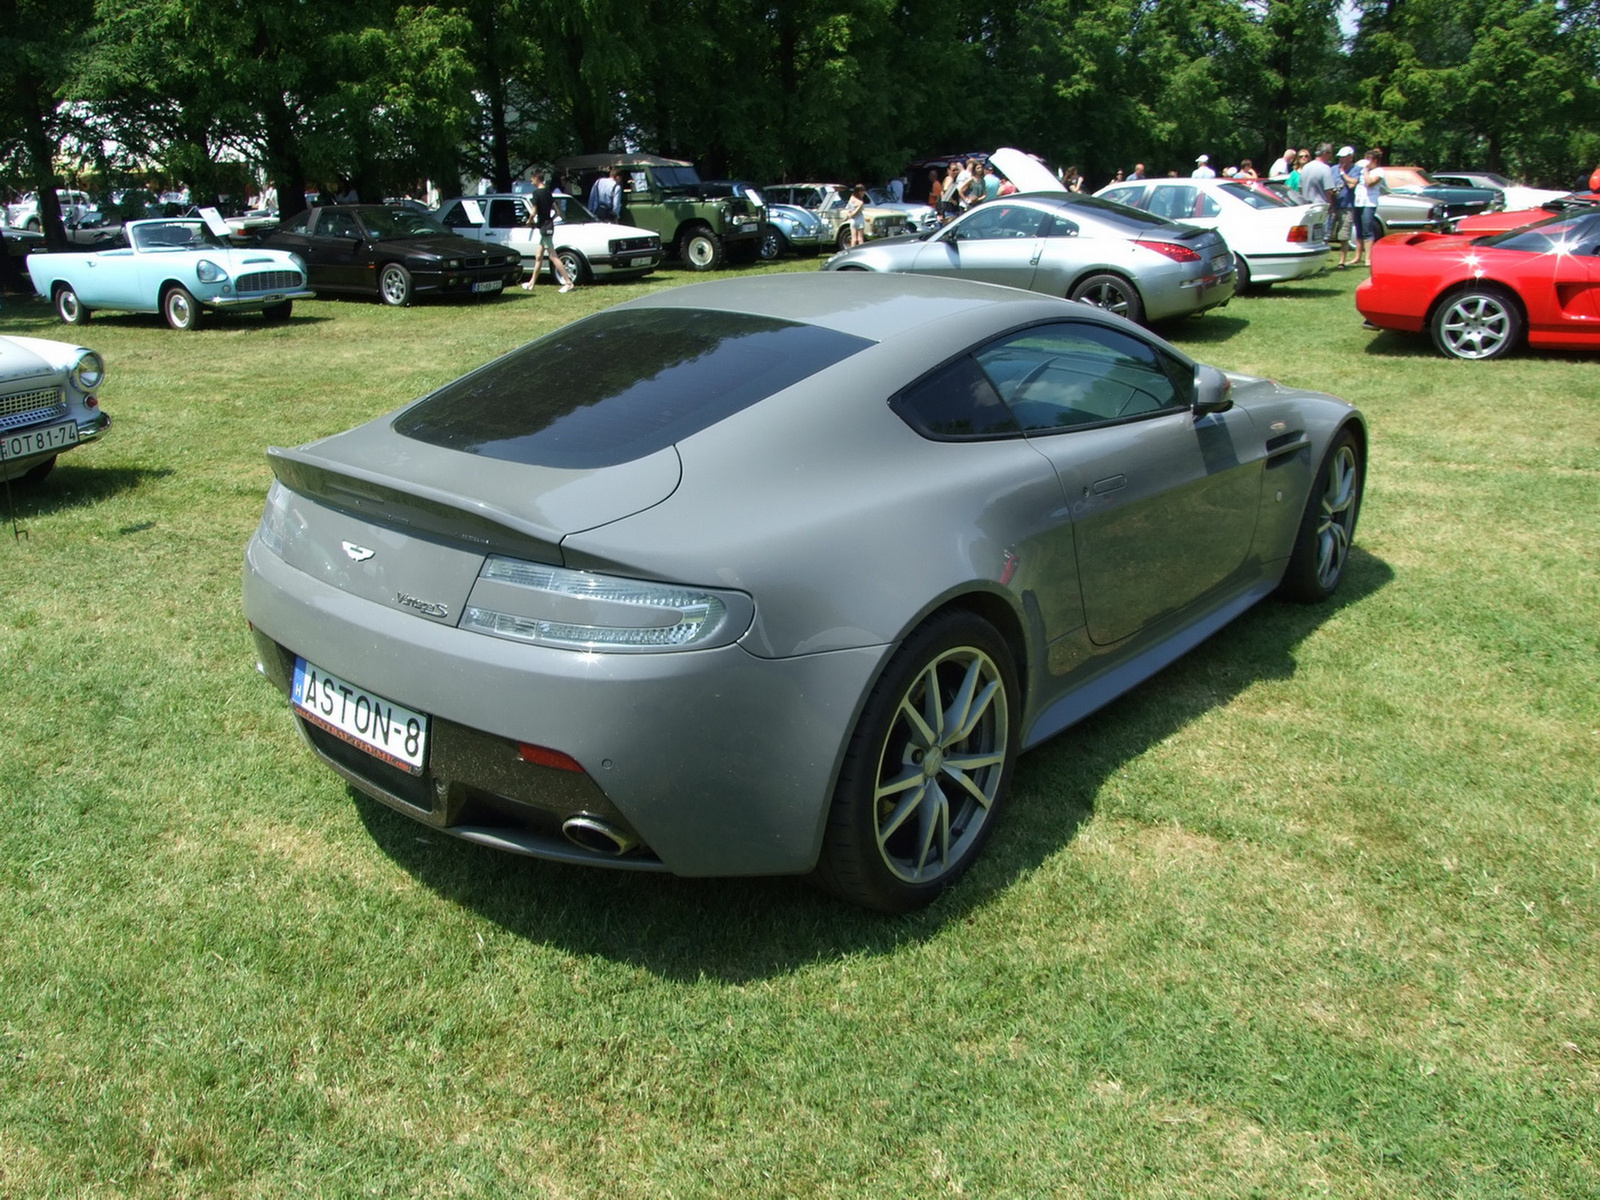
[1,259,1595,1198]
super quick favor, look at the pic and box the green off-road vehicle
[554,153,764,270]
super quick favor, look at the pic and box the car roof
[607,271,1136,347]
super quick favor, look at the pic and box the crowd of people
[891,143,1392,266]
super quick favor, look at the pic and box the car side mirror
[1193,364,1233,415]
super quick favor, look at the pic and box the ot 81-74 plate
[291,658,428,774]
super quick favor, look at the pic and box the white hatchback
[434,194,663,283]
[1096,177,1329,291]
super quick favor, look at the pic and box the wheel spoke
[943,659,995,744]
[897,689,938,747]
[876,779,929,844]
[911,780,950,876]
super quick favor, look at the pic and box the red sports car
[1355,209,1600,359]
[1453,193,1599,237]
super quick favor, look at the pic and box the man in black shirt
[521,169,578,293]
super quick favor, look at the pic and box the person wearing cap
[1192,153,1216,179]
[1329,146,1359,267]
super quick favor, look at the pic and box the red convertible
[1355,209,1600,359]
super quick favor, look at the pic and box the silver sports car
[243,274,1365,912]
[823,192,1237,324]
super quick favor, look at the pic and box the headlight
[196,259,226,283]
[445,258,462,269]
[70,350,105,392]
[461,556,749,652]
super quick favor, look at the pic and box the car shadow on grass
[1,464,172,523]
[1154,312,1249,346]
[354,547,1394,982]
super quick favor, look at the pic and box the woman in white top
[1353,148,1385,266]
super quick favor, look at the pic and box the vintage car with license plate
[0,335,109,483]
[26,212,312,330]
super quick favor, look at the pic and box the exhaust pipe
[562,814,640,857]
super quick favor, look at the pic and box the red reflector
[1134,238,1201,263]
[1288,225,1309,243]
[518,743,586,773]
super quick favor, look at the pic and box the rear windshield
[393,308,874,468]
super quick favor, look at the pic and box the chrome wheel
[1070,273,1145,324]
[1279,429,1364,603]
[55,285,88,325]
[379,263,412,306]
[816,611,1019,911]
[872,644,1009,884]
[163,286,200,331]
[1431,288,1520,360]
[1312,443,1360,591]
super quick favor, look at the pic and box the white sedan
[1095,177,1328,291]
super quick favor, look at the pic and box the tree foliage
[3,0,1596,208]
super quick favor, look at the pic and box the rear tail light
[1134,238,1201,263]
[1288,225,1310,243]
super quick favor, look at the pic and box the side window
[319,211,359,239]
[1102,186,1147,210]
[1196,192,1222,219]
[438,203,467,228]
[488,199,520,228]
[1148,187,1197,222]
[974,322,1191,432]
[890,356,1022,440]
[952,204,1046,241]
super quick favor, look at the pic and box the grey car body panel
[243,272,1362,880]
[822,195,1235,321]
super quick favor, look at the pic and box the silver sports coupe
[243,273,1365,912]
[823,192,1237,324]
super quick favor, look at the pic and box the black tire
[1278,428,1364,602]
[378,263,412,306]
[1233,253,1254,293]
[25,218,40,232]
[262,300,293,322]
[835,225,856,252]
[556,247,590,285]
[681,228,723,271]
[162,285,202,331]
[757,224,786,261]
[19,456,57,485]
[1069,273,1145,324]
[815,610,1019,913]
[1429,285,1522,360]
[54,284,88,325]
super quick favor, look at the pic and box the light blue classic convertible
[26,214,314,331]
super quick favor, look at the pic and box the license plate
[3,420,78,460]
[473,279,503,293]
[628,256,653,267]
[739,223,758,233]
[1211,257,1232,275]
[291,658,429,774]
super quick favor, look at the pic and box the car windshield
[654,167,703,190]
[131,220,228,251]
[553,196,596,225]
[1046,193,1181,231]
[393,308,875,469]
[1219,181,1290,209]
[1477,213,1600,252]
[358,208,449,240]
